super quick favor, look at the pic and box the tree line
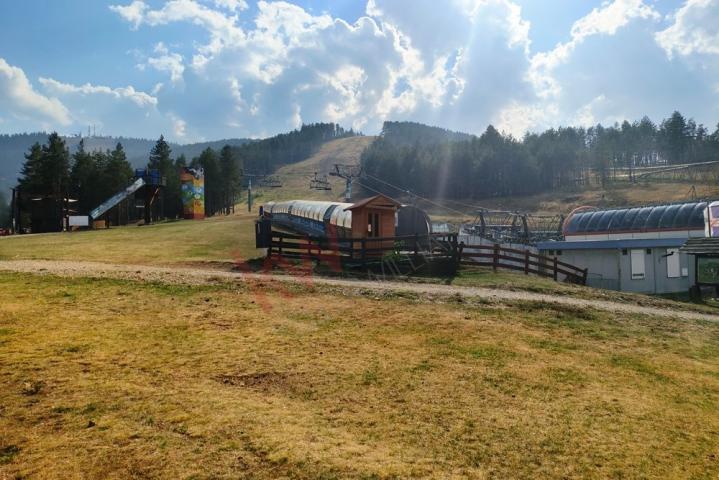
[361,112,719,200]
[232,123,356,174]
[12,122,352,230]
[13,133,242,228]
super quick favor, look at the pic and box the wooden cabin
[346,194,401,253]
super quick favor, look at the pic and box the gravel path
[1,259,717,322]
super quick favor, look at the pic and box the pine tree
[41,132,71,199]
[219,145,241,214]
[70,139,98,214]
[194,148,220,216]
[105,143,133,194]
[18,142,43,195]
[148,135,173,173]
[148,135,175,219]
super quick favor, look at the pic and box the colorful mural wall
[180,167,205,220]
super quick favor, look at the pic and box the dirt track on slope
[0,259,717,322]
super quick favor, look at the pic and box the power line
[360,173,471,218]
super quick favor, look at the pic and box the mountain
[0,133,251,193]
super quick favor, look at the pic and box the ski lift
[310,172,332,191]
[260,175,283,188]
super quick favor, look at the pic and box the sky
[0,0,717,143]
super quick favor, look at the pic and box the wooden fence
[265,230,459,272]
[460,243,588,285]
[259,225,587,284]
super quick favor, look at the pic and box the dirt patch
[1,259,718,322]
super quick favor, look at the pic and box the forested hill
[361,114,719,201]
[230,123,356,174]
[379,121,474,147]
[0,133,251,191]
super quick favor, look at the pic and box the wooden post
[524,250,529,275]
[361,238,366,269]
[553,257,558,281]
[414,233,419,256]
[493,244,499,272]
[582,268,588,285]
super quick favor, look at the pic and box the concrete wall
[618,248,693,294]
[556,249,621,290]
[544,247,694,294]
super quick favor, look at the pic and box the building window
[367,212,380,238]
[631,249,646,280]
[622,249,628,255]
[666,248,680,278]
[646,248,652,255]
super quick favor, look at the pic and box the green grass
[0,212,262,266]
[1,272,719,478]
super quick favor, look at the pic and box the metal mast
[330,164,362,202]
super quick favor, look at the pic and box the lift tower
[330,164,362,202]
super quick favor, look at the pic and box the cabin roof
[346,194,401,211]
[680,238,719,256]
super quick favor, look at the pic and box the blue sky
[0,0,717,142]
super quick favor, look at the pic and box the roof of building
[680,237,719,256]
[537,237,688,251]
[564,201,708,235]
[346,194,401,210]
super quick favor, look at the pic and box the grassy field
[2,152,719,477]
[1,272,719,479]
[0,213,262,267]
[243,136,374,205]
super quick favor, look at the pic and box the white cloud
[104,0,719,140]
[493,100,556,137]
[33,77,182,139]
[38,78,158,108]
[170,113,187,137]
[529,0,660,97]
[109,0,148,29]
[146,43,185,83]
[213,0,248,12]
[0,58,71,126]
[656,0,719,58]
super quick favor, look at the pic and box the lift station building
[536,201,709,294]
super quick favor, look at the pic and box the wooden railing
[260,226,587,284]
[267,231,458,260]
[460,243,588,285]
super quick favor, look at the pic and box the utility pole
[247,177,252,212]
[330,164,362,202]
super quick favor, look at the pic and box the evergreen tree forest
[231,122,355,174]
[361,112,719,200]
[12,123,350,230]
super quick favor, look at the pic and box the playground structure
[180,167,205,220]
[89,169,166,227]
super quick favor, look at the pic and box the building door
[368,212,380,238]
[630,249,646,280]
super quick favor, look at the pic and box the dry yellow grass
[1,272,719,479]
[246,136,375,204]
[0,212,262,267]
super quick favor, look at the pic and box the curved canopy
[564,201,707,235]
